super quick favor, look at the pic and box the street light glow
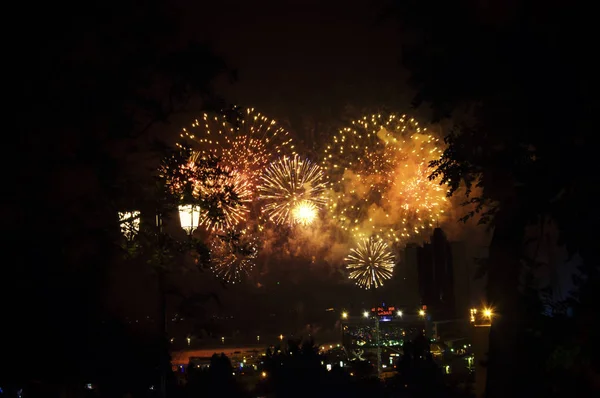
[396,310,403,317]
[178,204,200,235]
[419,309,426,317]
[363,311,369,318]
[342,312,348,319]
[483,308,493,318]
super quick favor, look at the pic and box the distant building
[401,244,421,307]
[403,228,474,320]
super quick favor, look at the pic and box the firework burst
[346,237,395,289]
[291,200,319,226]
[258,155,327,225]
[210,228,258,284]
[178,108,295,189]
[323,113,449,243]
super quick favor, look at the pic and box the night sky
[103,0,495,338]
[168,0,414,137]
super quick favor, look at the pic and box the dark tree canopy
[4,0,233,392]
[389,1,599,397]
[392,0,597,253]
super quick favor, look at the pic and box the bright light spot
[483,308,493,318]
[341,311,348,319]
[419,310,426,317]
[396,310,403,317]
[363,311,369,318]
[291,201,318,225]
[261,371,267,378]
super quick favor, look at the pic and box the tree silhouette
[387,1,598,396]
[4,0,234,394]
[186,353,247,398]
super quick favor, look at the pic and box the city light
[470,308,477,323]
[261,371,267,378]
[363,311,369,318]
[342,311,348,319]
[279,334,284,341]
[483,308,493,319]
[396,310,403,317]
[419,309,426,317]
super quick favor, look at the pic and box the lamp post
[178,204,200,236]
[471,307,493,398]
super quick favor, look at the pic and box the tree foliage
[387,1,599,397]
[390,0,597,253]
[4,0,234,393]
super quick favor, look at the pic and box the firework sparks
[178,108,295,189]
[323,113,449,243]
[258,155,327,225]
[291,200,319,226]
[346,237,395,289]
[210,228,258,284]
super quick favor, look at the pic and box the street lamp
[363,311,369,318]
[419,309,426,317]
[178,204,200,235]
[118,211,140,240]
[483,307,493,319]
[341,312,348,319]
[396,310,403,317]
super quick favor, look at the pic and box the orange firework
[178,107,295,190]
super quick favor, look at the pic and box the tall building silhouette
[403,228,472,319]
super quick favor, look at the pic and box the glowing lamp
[419,309,426,317]
[396,310,403,317]
[178,204,200,235]
[483,308,493,319]
[118,211,140,240]
[363,311,369,318]
[341,312,348,319]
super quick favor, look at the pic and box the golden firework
[291,200,319,226]
[346,237,395,289]
[323,113,449,243]
[258,155,327,225]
